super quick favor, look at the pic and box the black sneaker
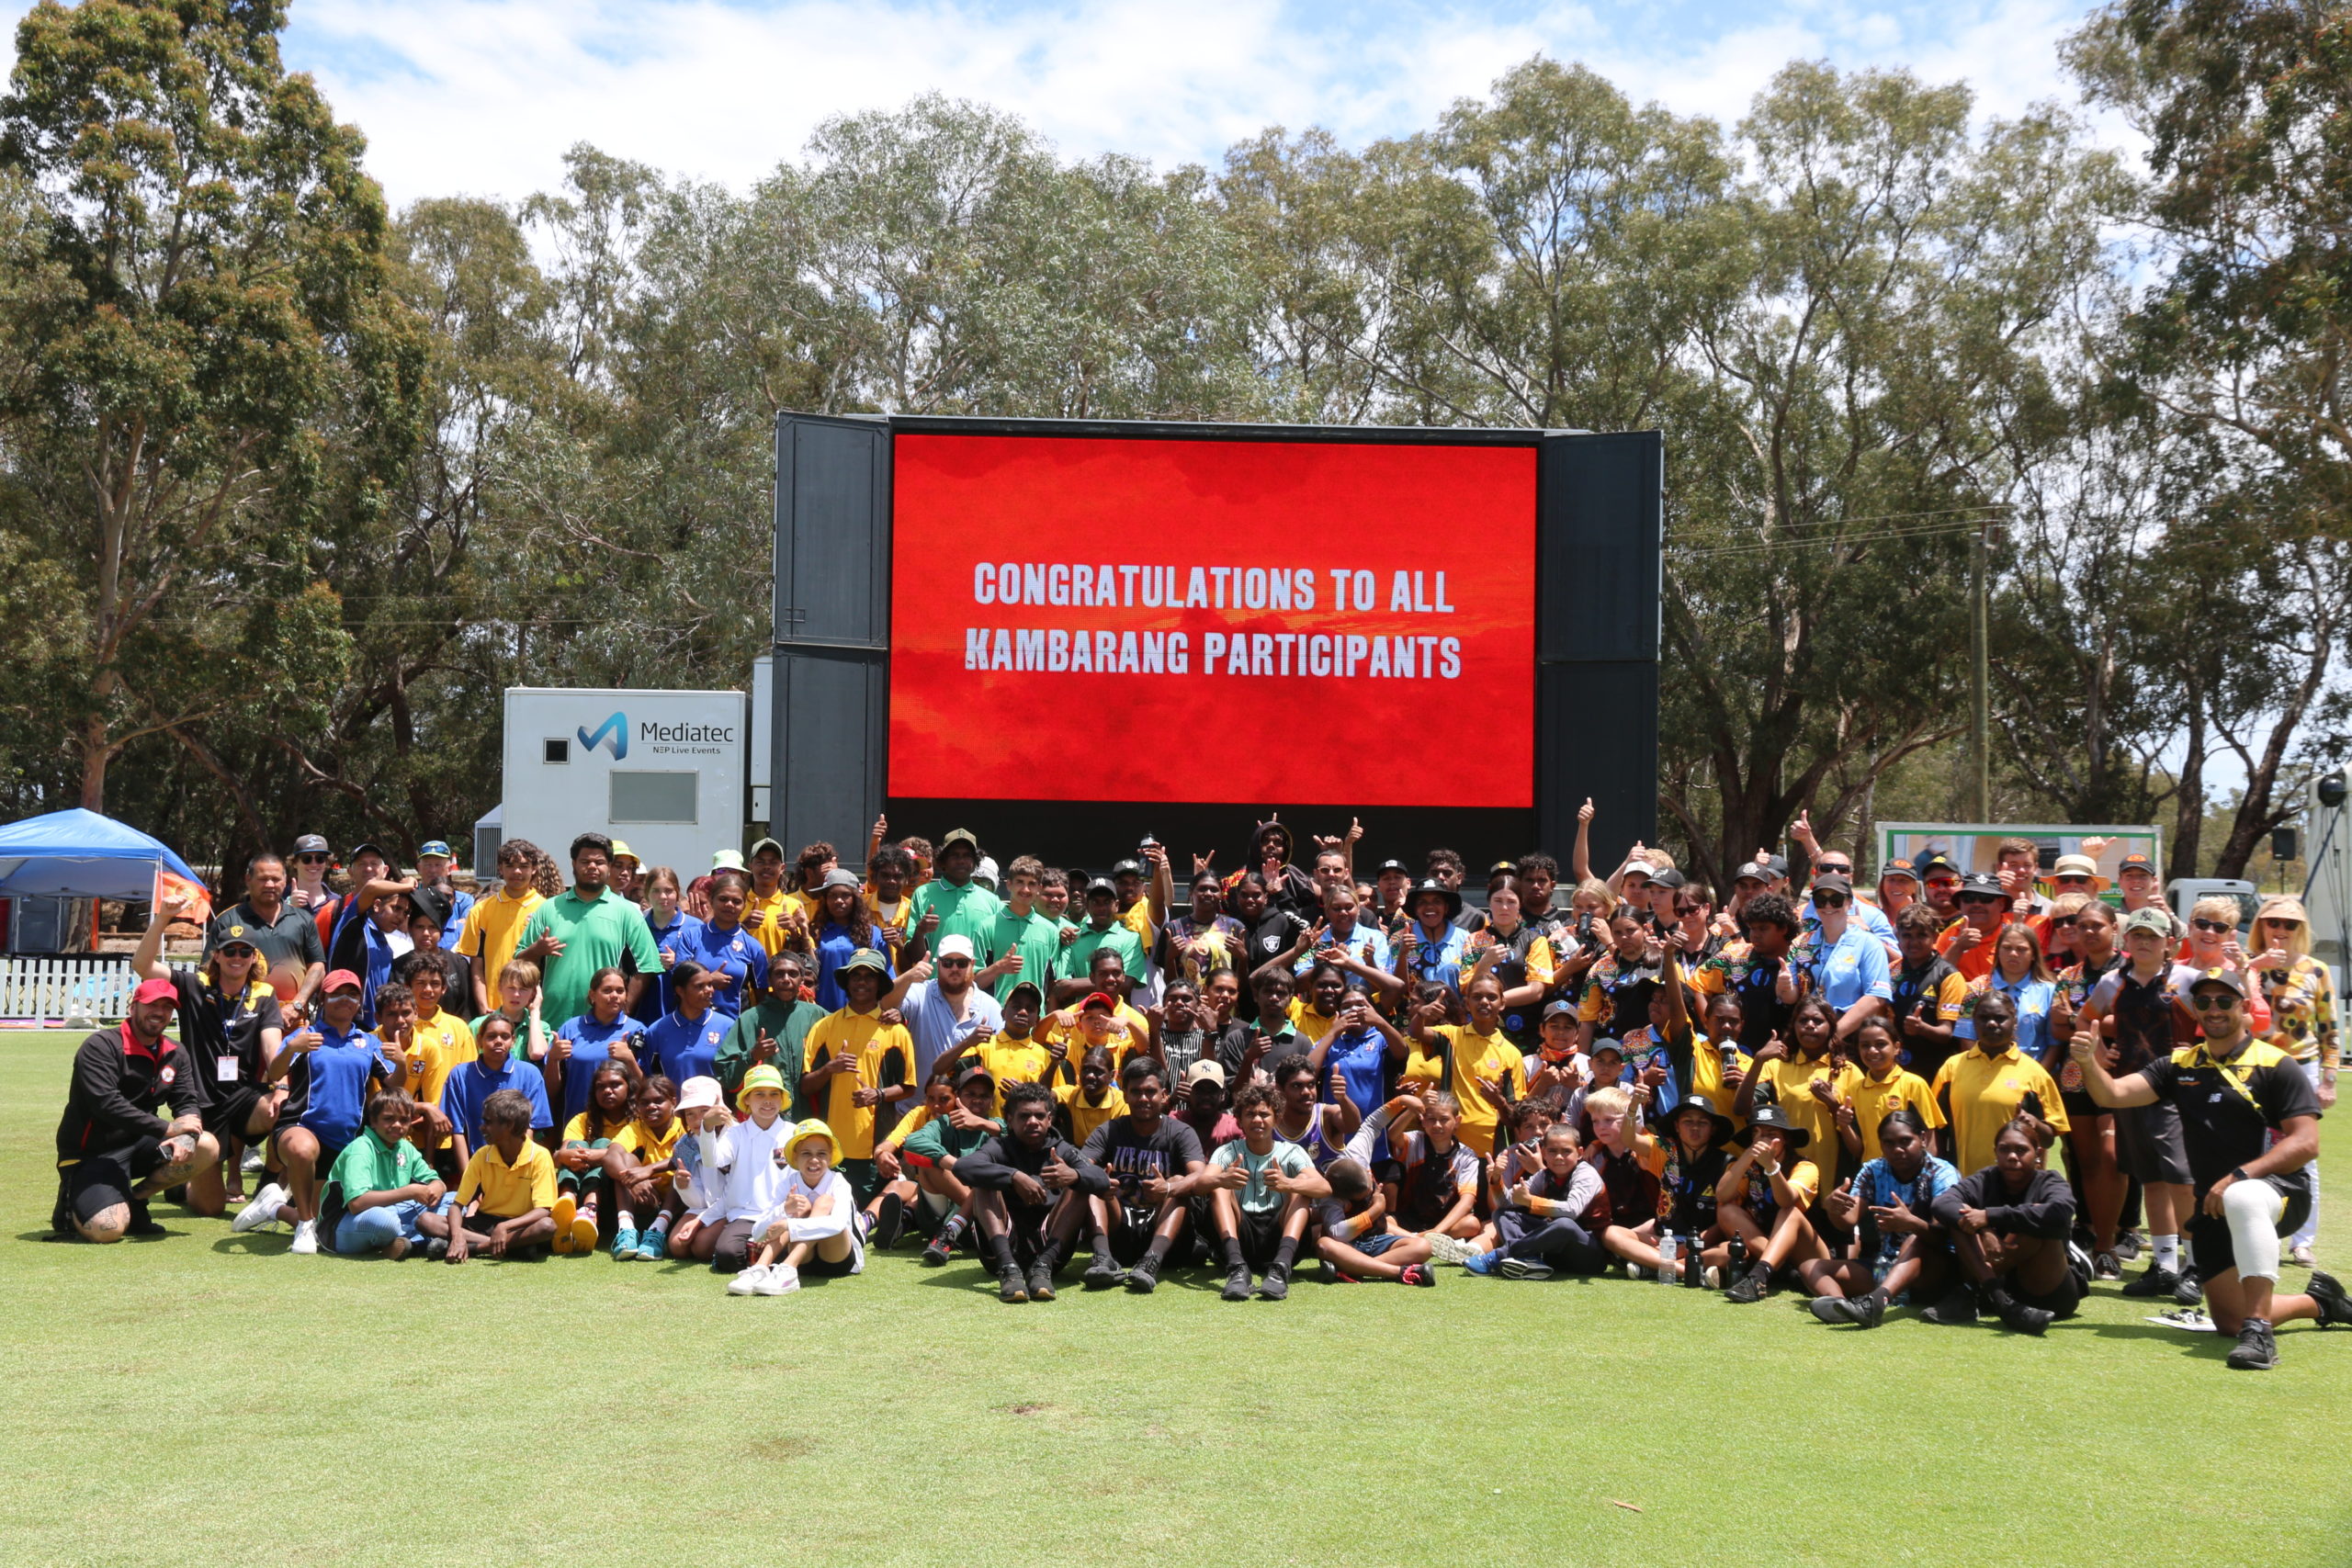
[124,1201,166,1237]
[1081,1255,1127,1291]
[1724,1263,1770,1304]
[1997,1297,2053,1336]
[1125,1255,1160,1294]
[1398,1262,1436,1287]
[2307,1269,2352,1328]
[2226,1316,2278,1371]
[1221,1264,1254,1302]
[998,1266,1028,1303]
[870,1193,905,1250]
[1920,1288,1979,1325]
[2094,1251,2121,1280]
[2173,1269,2203,1308]
[424,1235,449,1261]
[2115,1229,2145,1261]
[1026,1259,1057,1301]
[919,1231,955,1268]
[2119,1264,2180,1299]
[1808,1293,1883,1329]
[1255,1264,1290,1302]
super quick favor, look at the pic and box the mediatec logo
[578,712,628,760]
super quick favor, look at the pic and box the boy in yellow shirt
[800,950,916,1203]
[453,841,548,1015]
[1396,973,1525,1157]
[390,951,474,1174]
[433,1089,557,1262]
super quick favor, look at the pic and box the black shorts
[2114,1102,2191,1186]
[2058,1086,2103,1122]
[57,1139,168,1227]
[202,1086,268,1141]
[799,1247,860,1278]
[1107,1200,1173,1265]
[1233,1202,1287,1271]
[2188,1176,2312,1279]
[2013,1266,2085,1319]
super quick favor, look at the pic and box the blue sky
[3,0,2113,208]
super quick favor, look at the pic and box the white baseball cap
[935,934,976,961]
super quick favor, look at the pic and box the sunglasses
[2192,919,2233,934]
[938,956,972,967]
[2050,916,2076,929]
[2263,918,2303,929]
[1816,864,1852,876]
[1958,894,2005,905]
[2189,993,2239,1011]
[297,854,330,863]
[1814,895,1849,908]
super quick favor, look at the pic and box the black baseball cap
[1955,872,2006,901]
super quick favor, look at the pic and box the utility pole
[1970,516,1991,820]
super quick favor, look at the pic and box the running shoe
[1498,1258,1555,1281]
[232,1183,288,1235]
[2225,1317,2278,1371]
[728,1263,769,1296]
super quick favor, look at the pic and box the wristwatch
[2228,1166,2250,1184]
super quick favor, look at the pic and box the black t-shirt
[2142,1040,2322,1196]
[1238,909,1310,1020]
[168,969,283,1111]
[1080,1115,1204,1207]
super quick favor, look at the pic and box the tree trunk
[77,713,110,813]
[2171,676,2206,879]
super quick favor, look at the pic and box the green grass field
[6,1028,2350,1567]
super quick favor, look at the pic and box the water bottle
[1656,1231,1679,1284]
[1725,1234,1747,1292]
[1683,1232,1705,1288]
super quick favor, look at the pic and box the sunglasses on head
[2192,919,2233,933]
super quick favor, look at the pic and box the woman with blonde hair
[2252,895,2337,1265]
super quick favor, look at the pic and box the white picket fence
[0,957,139,1026]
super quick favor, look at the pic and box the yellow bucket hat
[783,1119,837,1163]
[737,1064,787,1110]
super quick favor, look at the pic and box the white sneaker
[289,1218,319,1256]
[1423,1232,1476,1266]
[727,1263,768,1296]
[754,1263,798,1295]
[240,1147,266,1176]
[232,1183,288,1234]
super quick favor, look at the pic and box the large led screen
[888,433,1536,808]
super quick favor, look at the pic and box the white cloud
[0,0,2108,208]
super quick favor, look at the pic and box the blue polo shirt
[1321,1027,1394,1161]
[548,1011,648,1128]
[636,910,701,1023]
[812,925,893,1011]
[1802,926,1894,1014]
[284,1025,401,1156]
[438,1055,554,1146]
[672,918,768,1019]
[643,1008,730,1087]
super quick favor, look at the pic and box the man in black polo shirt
[209,852,325,1012]
[2075,968,2352,1369]
[52,977,217,1242]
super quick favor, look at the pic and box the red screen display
[888,434,1535,807]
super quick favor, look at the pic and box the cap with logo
[938,829,980,855]
[1111,858,1145,878]
[292,833,331,857]
[2116,852,2158,879]
[1083,876,1116,897]
[2187,966,2248,999]
[1878,858,1919,886]
[955,1065,997,1094]
[1377,859,1411,877]
[1733,862,1770,885]
[1649,868,1688,892]
[1955,872,2007,901]
[2120,906,2175,938]
[1184,1059,1227,1088]
[131,976,178,1006]
[417,840,453,862]
[1917,853,1961,880]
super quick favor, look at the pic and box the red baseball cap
[322,969,364,996]
[130,976,176,1006]
[1080,991,1117,1012]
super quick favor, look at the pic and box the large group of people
[47,807,2348,1367]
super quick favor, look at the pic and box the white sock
[615,1209,636,1231]
[2154,1234,2180,1272]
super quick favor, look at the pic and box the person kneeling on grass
[695,1065,797,1273]
[51,974,218,1243]
[901,1066,1004,1268]
[729,1120,865,1296]
[957,1080,1109,1303]
[325,1089,455,1258]
[436,1089,558,1263]
[1464,1122,1603,1280]
[1918,1116,2082,1335]
[662,1077,729,1260]
[602,1073,686,1261]
[1310,1157,1436,1286]
[552,1059,639,1256]
[1715,1101,1827,1303]
[1076,1055,1206,1295]
[1201,1082,1325,1301]
[1804,1107,1957,1328]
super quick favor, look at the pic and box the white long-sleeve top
[705,1115,795,1224]
[756,1168,862,1272]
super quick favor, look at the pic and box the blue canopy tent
[0,808,201,899]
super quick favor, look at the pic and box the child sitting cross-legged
[324,1089,456,1258]
[601,1073,686,1261]
[1463,1122,1603,1280]
[435,1088,558,1263]
[729,1120,864,1296]
[1309,1156,1435,1286]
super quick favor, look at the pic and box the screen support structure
[772,413,1660,874]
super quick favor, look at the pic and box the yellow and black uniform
[1748,1051,1861,1179]
[2142,1038,2322,1202]
[611,1116,684,1194]
[1688,1032,1752,1126]
[1848,1066,1943,1162]
[400,1008,476,1146]
[1931,1044,2070,1177]
[457,1137,557,1219]
[1401,1023,1525,1157]
[744,886,798,964]
[1055,1083,1127,1146]
[1890,953,1971,1081]
[804,1006,916,1160]
[972,1032,1054,1111]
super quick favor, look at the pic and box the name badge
[217,1057,241,1083]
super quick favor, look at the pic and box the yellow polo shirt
[400,1008,477,1145]
[1849,1067,1944,1162]
[804,1006,917,1159]
[1932,1044,2070,1177]
[1750,1052,1862,1178]
[454,887,546,989]
[1401,1024,1525,1156]
[457,1138,557,1218]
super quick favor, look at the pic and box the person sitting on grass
[437,1011,552,1170]
[1311,1156,1437,1286]
[1054,1041,1128,1147]
[1601,1095,1733,1284]
[662,1077,729,1260]
[867,1071,953,1252]
[323,1089,454,1258]
[1716,1100,1826,1303]
[1202,1081,1325,1301]
[1579,1085,1670,1277]
[901,1066,1005,1268]
[1804,1107,1957,1329]
[435,1088,558,1264]
[729,1120,863,1296]
[51,974,217,1244]
[552,1059,639,1256]
[235,970,401,1257]
[1076,1055,1205,1294]
[957,1079,1109,1303]
[602,1073,684,1261]
[1920,1116,2082,1335]
[1464,1122,1602,1280]
[695,1064,797,1274]
[1344,1088,1483,1257]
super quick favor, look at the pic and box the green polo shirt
[981,906,1068,1002]
[326,1126,435,1200]
[517,887,666,1032]
[714,996,826,1115]
[909,878,1005,950]
[1058,920,1148,988]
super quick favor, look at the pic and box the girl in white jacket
[694,1065,795,1273]
[729,1119,864,1296]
